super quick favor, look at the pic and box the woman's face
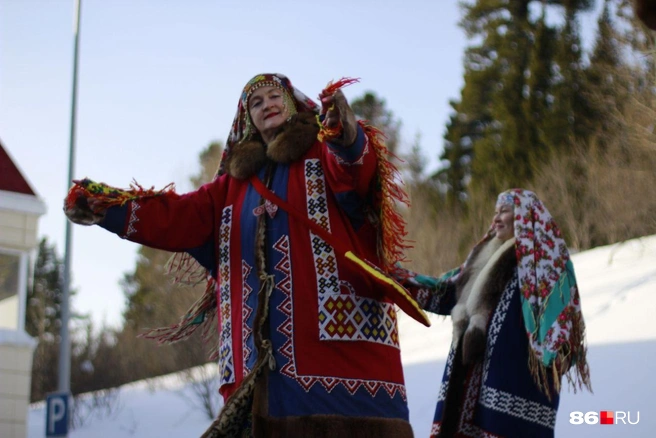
[493,204,514,241]
[248,86,290,143]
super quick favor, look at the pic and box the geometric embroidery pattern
[305,159,398,348]
[318,292,399,347]
[304,159,341,300]
[478,276,557,429]
[218,206,235,388]
[242,260,253,376]
[125,201,140,237]
[479,386,557,429]
[275,167,406,400]
[434,276,557,435]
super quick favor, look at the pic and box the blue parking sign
[45,392,70,437]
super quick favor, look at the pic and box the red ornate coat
[98,124,412,435]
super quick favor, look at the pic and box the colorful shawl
[492,189,591,395]
[398,189,592,397]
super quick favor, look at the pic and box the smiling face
[248,86,291,144]
[493,203,514,241]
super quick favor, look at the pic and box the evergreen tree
[524,5,557,168]
[543,0,595,155]
[351,92,402,156]
[584,0,626,149]
[25,238,64,339]
[26,238,87,401]
[438,0,593,201]
[190,141,224,188]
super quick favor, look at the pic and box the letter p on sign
[46,392,70,437]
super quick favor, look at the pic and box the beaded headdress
[218,73,320,176]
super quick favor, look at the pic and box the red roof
[0,140,36,195]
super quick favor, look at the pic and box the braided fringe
[65,178,221,353]
[65,177,177,211]
[527,310,592,400]
[165,252,209,287]
[362,123,411,272]
[139,278,218,351]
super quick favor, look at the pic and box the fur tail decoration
[363,123,411,272]
[65,177,177,212]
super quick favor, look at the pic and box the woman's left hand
[319,90,341,128]
[319,89,357,145]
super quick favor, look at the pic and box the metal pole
[59,0,82,430]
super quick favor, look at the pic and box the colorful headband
[240,76,298,139]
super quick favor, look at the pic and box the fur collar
[456,237,516,309]
[222,112,319,180]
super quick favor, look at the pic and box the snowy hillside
[28,236,656,437]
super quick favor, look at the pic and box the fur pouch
[63,196,105,225]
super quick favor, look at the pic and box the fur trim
[451,237,516,364]
[267,112,319,163]
[462,325,486,365]
[223,140,267,180]
[465,238,515,318]
[222,112,319,180]
[439,340,466,437]
[636,0,656,30]
[252,414,414,438]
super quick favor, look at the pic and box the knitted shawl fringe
[527,311,592,400]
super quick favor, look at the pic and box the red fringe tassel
[362,123,412,272]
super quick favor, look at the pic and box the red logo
[600,411,614,425]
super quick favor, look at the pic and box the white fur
[465,237,515,316]
[451,237,514,343]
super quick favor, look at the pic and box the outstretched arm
[65,178,224,253]
[393,266,459,316]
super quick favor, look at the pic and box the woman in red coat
[65,73,428,437]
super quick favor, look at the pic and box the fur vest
[451,237,516,365]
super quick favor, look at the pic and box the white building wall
[0,330,36,438]
[0,189,45,437]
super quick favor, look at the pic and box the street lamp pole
[58,0,82,434]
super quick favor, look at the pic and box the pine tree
[437,0,594,202]
[25,238,64,339]
[26,238,87,401]
[351,92,402,156]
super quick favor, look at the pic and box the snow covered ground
[28,235,656,437]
